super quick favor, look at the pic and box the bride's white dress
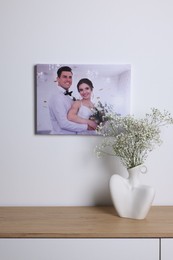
[77,102,97,135]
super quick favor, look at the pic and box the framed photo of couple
[35,64,131,135]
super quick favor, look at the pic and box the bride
[67,78,98,135]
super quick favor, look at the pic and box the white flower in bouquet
[96,108,173,169]
[89,101,113,125]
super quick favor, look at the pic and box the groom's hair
[57,66,72,77]
[77,78,94,91]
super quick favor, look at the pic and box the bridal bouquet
[90,101,112,125]
[96,108,173,169]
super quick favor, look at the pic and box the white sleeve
[50,95,88,132]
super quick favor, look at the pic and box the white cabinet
[0,238,159,260]
[161,239,173,260]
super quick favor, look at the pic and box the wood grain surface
[0,206,173,238]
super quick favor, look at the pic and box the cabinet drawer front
[162,238,173,260]
[0,238,159,260]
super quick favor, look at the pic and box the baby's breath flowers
[96,108,173,169]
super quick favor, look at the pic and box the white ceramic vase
[110,165,155,220]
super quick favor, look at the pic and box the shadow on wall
[91,156,128,206]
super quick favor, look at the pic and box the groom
[48,66,96,134]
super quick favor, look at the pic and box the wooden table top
[0,206,173,238]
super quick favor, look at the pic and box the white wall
[1,0,173,206]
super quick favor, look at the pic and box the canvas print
[36,64,131,135]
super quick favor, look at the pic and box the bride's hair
[77,78,94,92]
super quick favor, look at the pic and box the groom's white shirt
[48,86,87,134]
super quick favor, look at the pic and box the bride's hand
[87,120,97,130]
